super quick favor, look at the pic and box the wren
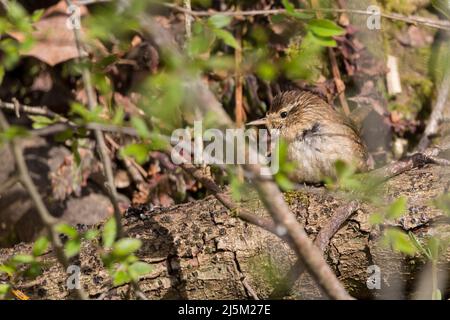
[248,90,368,183]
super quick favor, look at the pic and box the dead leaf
[9,15,83,66]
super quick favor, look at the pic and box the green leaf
[408,232,431,259]
[112,239,142,258]
[281,0,314,19]
[11,254,35,264]
[308,19,346,37]
[28,115,55,129]
[213,29,240,49]
[31,9,45,22]
[383,229,417,256]
[130,117,151,139]
[112,268,131,286]
[64,239,81,258]
[0,283,10,296]
[431,0,450,19]
[84,230,99,241]
[32,236,49,257]
[0,125,29,141]
[386,197,407,220]
[275,174,294,191]
[0,264,15,277]
[230,175,244,202]
[310,33,338,47]
[121,143,150,164]
[55,223,78,239]
[208,15,232,28]
[129,262,153,281]
[369,213,384,225]
[102,218,117,248]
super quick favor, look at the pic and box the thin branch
[0,100,61,118]
[66,0,124,238]
[418,69,450,151]
[0,110,89,300]
[163,3,450,31]
[183,0,192,40]
[0,175,19,195]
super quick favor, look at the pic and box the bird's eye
[280,111,288,119]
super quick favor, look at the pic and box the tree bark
[1,164,450,300]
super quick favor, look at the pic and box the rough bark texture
[1,164,450,300]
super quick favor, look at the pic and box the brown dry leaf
[9,14,83,66]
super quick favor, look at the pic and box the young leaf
[386,197,407,220]
[102,218,117,248]
[112,269,132,286]
[0,264,16,277]
[11,254,35,264]
[32,236,49,257]
[208,15,232,29]
[55,224,78,239]
[130,117,151,139]
[121,143,150,164]
[64,239,81,258]
[369,213,384,225]
[384,229,417,256]
[213,29,240,49]
[281,0,314,19]
[308,19,346,37]
[129,262,153,281]
[112,239,142,258]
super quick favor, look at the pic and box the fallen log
[1,164,450,300]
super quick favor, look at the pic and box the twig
[0,100,61,118]
[372,145,450,179]
[0,110,89,300]
[183,0,192,40]
[66,0,124,238]
[0,175,19,195]
[162,3,450,30]
[234,14,245,127]
[417,69,450,151]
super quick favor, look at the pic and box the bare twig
[0,175,19,195]
[66,0,124,237]
[0,110,89,300]
[418,69,450,151]
[162,3,450,30]
[183,0,192,40]
[0,100,61,118]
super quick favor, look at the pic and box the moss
[283,190,309,207]
[381,0,422,15]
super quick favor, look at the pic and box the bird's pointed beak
[246,118,267,126]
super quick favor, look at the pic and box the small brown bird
[248,90,368,183]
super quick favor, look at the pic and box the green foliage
[272,139,296,191]
[431,0,450,18]
[0,125,29,143]
[307,19,346,38]
[281,0,314,19]
[0,283,11,300]
[55,223,99,258]
[0,1,37,80]
[382,228,417,256]
[100,219,153,286]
